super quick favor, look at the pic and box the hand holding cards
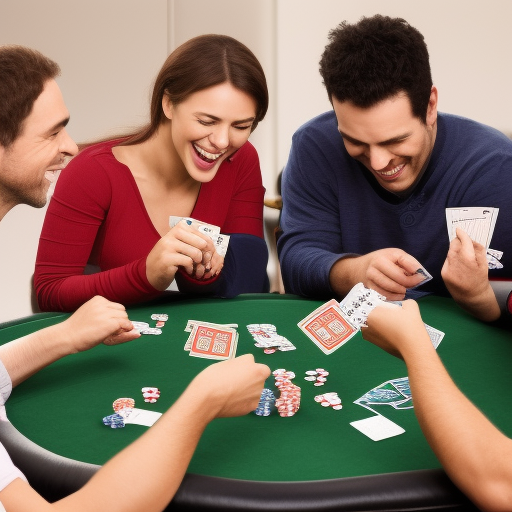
[169,216,230,257]
[446,207,503,269]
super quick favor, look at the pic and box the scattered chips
[304,368,329,387]
[314,392,342,410]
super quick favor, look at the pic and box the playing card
[188,323,238,360]
[184,320,238,351]
[446,207,499,248]
[123,408,162,427]
[298,299,358,355]
[424,323,445,349]
[350,415,405,441]
[169,216,230,256]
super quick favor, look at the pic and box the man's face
[0,79,78,215]
[333,89,438,194]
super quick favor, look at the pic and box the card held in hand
[298,299,358,355]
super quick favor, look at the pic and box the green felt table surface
[1,294,511,482]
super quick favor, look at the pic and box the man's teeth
[379,164,404,176]
[194,144,225,161]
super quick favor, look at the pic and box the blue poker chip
[103,413,125,428]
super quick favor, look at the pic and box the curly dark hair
[0,45,60,147]
[319,15,433,122]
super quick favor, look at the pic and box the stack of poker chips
[103,397,135,428]
[304,368,329,387]
[254,388,276,417]
[142,387,160,403]
[314,392,342,411]
[273,369,301,417]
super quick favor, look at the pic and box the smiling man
[278,15,512,321]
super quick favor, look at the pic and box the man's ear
[426,86,438,127]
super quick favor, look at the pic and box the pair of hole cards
[298,283,445,355]
[169,216,230,256]
[297,283,389,355]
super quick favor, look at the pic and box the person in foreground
[35,34,270,312]
[0,354,270,512]
[362,233,512,512]
[277,15,512,322]
[0,45,271,511]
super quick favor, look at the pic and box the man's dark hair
[0,45,60,147]
[319,15,433,121]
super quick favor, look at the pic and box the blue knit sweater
[278,111,512,300]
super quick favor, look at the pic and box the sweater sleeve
[221,143,265,238]
[34,153,161,312]
[277,128,352,298]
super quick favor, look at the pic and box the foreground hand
[362,300,430,359]
[187,354,270,420]
[333,248,426,301]
[146,221,220,290]
[441,228,499,321]
[60,296,140,352]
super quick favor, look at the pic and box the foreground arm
[0,354,270,512]
[441,228,500,322]
[0,296,139,387]
[362,302,512,512]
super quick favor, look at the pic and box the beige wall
[1,0,512,321]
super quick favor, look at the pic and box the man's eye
[198,120,214,126]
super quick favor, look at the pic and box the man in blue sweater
[278,15,512,322]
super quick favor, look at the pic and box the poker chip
[142,387,160,403]
[304,369,329,387]
[103,413,125,428]
[113,397,135,417]
[314,392,342,411]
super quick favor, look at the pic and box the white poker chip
[320,401,331,407]
[314,382,324,387]
[305,370,318,376]
[332,405,343,410]
[304,376,317,381]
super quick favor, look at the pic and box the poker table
[2,293,509,511]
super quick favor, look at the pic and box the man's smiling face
[333,88,438,194]
[0,79,77,215]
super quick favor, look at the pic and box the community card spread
[188,324,238,360]
[298,299,358,355]
[350,415,405,441]
[354,377,413,415]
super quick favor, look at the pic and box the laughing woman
[34,35,269,312]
